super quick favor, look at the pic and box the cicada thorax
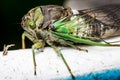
[38,5,73,29]
[35,5,73,39]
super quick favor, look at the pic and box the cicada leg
[53,45,75,79]
[22,31,43,48]
[58,39,88,52]
[46,40,75,79]
[22,31,45,75]
[22,31,29,49]
[32,41,45,75]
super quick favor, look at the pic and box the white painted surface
[0,37,120,80]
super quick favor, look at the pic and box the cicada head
[21,6,44,33]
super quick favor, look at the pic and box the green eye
[26,20,36,29]
[29,21,36,29]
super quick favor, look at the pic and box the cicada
[21,5,120,79]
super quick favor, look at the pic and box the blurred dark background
[0,0,64,51]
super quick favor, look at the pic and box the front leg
[22,31,38,49]
[22,31,45,75]
[32,41,45,75]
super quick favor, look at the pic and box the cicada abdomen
[54,4,120,40]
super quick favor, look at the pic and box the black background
[0,0,64,51]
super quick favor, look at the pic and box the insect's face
[21,7,44,32]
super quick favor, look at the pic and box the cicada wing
[79,4,120,25]
[78,4,120,36]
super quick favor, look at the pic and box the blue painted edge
[54,68,120,80]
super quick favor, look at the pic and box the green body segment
[53,16,80,34]
[53,17,70,33]
[51,31,110,46]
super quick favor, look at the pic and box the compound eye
[26,20,36,29]
[29,21,36,29]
